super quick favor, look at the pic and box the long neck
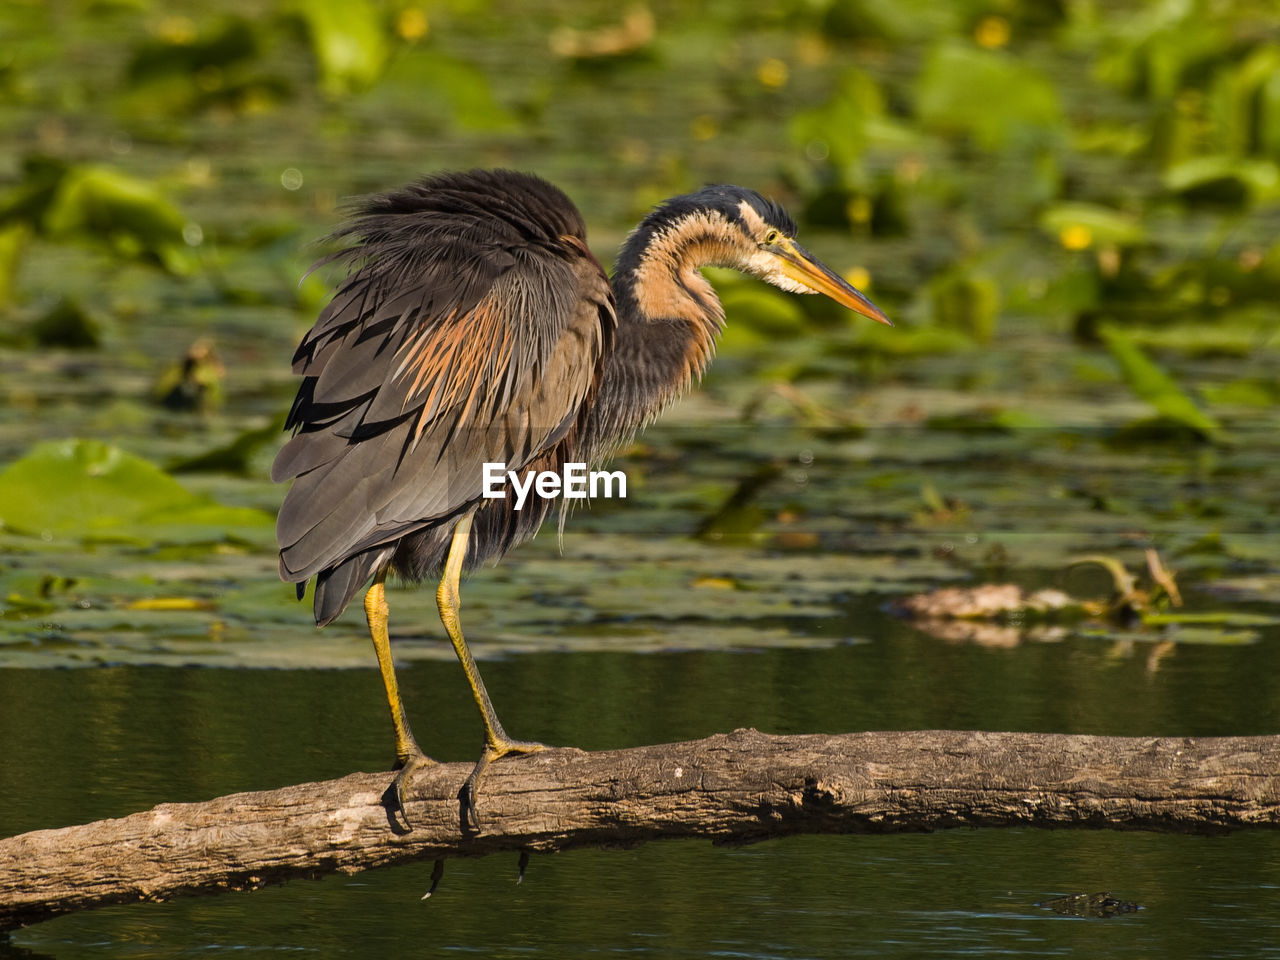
[583,210,741,458]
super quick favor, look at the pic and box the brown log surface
[4,728,1279,930]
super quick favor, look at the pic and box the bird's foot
[460,735,548,833]
[387,746,436,831]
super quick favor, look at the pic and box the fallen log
[4,728,1279,930]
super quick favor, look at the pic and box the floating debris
[1038,891,1142,918]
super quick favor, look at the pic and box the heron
[273,169,890,829]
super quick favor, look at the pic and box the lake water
[4,603,1280,957]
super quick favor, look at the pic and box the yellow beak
[776,239,892,326]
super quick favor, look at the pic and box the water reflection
[3,635,1280,958]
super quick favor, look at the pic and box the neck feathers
[581,207,745,457]
[614,208,742,332]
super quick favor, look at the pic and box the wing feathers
[274,172,615,599]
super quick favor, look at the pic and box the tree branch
[4,728,1279,930]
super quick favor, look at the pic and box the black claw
[387,754,434,833]
[456,739,548,833]
[381,780,411,833]
[516,850,530,885]
[420,859,445,900]
[392,769,415,831]
[458,776,481,834]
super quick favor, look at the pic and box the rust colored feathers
[273,170,615,623]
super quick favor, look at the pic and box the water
[5,624,1280,958]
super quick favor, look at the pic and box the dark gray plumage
[272,169,889,829]
[274,170,614,624]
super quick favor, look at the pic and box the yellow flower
[396,8,429,42]
[1059,224,1092,250]
[757,58,789,89]
[974,15,1010,49]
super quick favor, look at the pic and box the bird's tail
[309,546,396,626]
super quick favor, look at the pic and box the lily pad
[0,439,273,545]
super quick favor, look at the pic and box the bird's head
[674,185,892,327]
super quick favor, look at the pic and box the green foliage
[928,266,1000,342]
[1207,43,1280,159]
[29,297,102,349]
[0,159,197,280]
[168,417,286,474]
[285,0,390,97]
[1039,203,1145,248]
[0,0,1276,676]
[790,67,903,180]
[0,222,26,307]
[1089,0,1234,102]
[1163,155,1280,207]
[916,43,1062,150]
[1099,326,1222,441]
[126,16,262,86]
[707,270,809,346]
[43,166,190,267]
[402,53,519,131]
[0,440,272,544]
[121,15,291,115]
[821,0,969,42]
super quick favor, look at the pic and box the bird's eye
[763,229,780,245]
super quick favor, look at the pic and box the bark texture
[4,728,1279,930]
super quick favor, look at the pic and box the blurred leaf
[0,222,26,306]
[1090,1,1232,101]
[1124,313,1275,359]
[0,440,273,544]
[0,156,65,226]
[1164,155,1280,207]
[929,267,999,342]
[822,0,965,42]
[926,407,1053,433]
[127,16,261,84]
[837,323,975,357]
[1039,202,1145,248]
[1080,625,1259,645]
[696,460,785,542]
[917,43,1061,149]
[287,0,390,97]
[125,597,216,611]
[790,67,897,178]
[1207,43,1280,160]
[122,15,292,116]
[29,296,102,349]
[168,416,285,475]
[1099,325,1221,440]
[41,166,197,273]
[1200,378,1280,407]
[416,54,518,131]
[1144,610,1279,627]
[717,278,808,340]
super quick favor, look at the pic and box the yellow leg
[364,571,426,767]
[438,512,546,829]
[365,571,433,827]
